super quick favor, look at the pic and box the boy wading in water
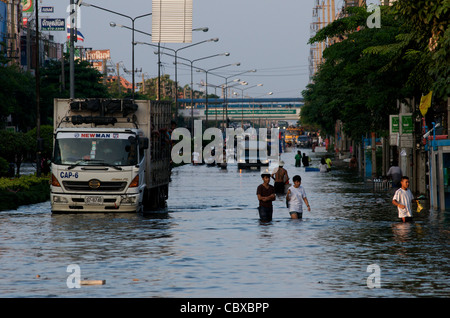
[286,175,310,219]
[256,172,276,222]
[392,176,418,222]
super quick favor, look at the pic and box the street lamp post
[81,1,152,99]
[114,25,208,100]
[196,64,243,127]
[253,92,273,128]
[233,83,263,127]
[157,52,232,131]
[135,38,219,120]
[209,70,257,128]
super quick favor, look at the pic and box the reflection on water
[0,149,449,297]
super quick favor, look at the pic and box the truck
[50,98,172,213]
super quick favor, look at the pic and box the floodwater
[0,149,449,298]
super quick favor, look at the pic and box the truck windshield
[53,133,138,166]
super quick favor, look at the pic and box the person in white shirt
[387,162,402,188]
[286,175,311,219]
[392,176,417,222]
[319,158,328,173]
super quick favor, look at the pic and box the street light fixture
[80,1,152,99]
[196,63,242,127]
[164,55,236,130]
[192,27,209,32]
[233,83,263,127]
[208,69,257,128]
[135,39,223,120]
[116,27,212,100]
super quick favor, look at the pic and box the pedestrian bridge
[177,97,303,121]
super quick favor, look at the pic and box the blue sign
[41,6,54,13]
[40,18,65,31]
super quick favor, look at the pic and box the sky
[37,0,328,99]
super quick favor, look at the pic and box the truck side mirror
[139,137,149,150]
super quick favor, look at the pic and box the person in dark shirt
[302,153,310,167]
[256,171,276,222]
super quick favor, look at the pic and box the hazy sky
[40,0,325,98]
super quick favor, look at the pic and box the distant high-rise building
[309,0,373,82]
[309,0,338,82]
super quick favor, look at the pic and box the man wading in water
[271,161,289,195]
[256,171,276,222]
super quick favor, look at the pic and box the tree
[0,63,36,131]
[363,1,449,133]
[302,6,419,141]
[364,0,449,99]
[40,55,111,125]
[0,130,34,176]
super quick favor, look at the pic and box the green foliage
[26,125,54,159]
[0,130,34,176]
[0,130,34,162]
[302,6,412,140]
[301,2,449,140]
[374,0,450,98]
[0,175,50,211]
[0,157,9,177]
[0,174,48,191]
[308,6,369,44]
[39,55,111,126]
[41,55,110,99]
[0,64,36,131]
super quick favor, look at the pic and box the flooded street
[1,149,449,298]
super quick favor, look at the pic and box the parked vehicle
[50,98,172,213]
[284,127,303,146]
[297,135,312,148]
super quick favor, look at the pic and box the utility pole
[60,44,65,92]
[70,0,75,99]
[35,0,41,177]
[157,43,161,100]
[116,63,122,96]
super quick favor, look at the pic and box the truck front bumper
[51,193,141,213]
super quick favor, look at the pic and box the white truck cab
[51,127,147,213]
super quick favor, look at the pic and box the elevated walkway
[177,97,303,121]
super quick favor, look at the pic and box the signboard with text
[206,109,297,116]
[41,6,54,13]
[399,113,413,148]
[85,50,111,60]
[390,115,399,146]
[390,114,413,147]
[401,114,413,134]
[41,18,65,31]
